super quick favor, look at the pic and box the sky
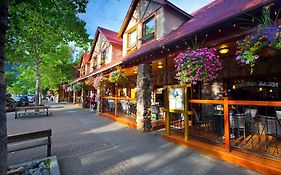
[78,0,214,39]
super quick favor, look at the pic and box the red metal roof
[123,0,274,63]
[79,53,90,68]
[98,27,122,45]
[89,27,122,60]
[82,53,90,63]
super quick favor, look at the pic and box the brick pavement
[7,104,260,175]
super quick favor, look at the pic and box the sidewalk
[7,104,259,175]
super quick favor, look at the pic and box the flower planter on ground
[8,156,60,175]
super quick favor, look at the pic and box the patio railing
[101,96,136,121]
[166,98,281,158]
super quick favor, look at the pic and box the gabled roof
[89,27,122,59]
[79,53,90,67]
[123,0,275,64]
[117,0,193,38]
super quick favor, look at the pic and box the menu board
[169,87,184,111]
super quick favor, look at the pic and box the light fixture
[259,87,263,91]
[218,44,229,54]
[269,89,273,93]
[219,48,229,54]
[232,85,236,90]
[133,67,137,74]
[157,62,163,69]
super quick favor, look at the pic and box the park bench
[7,129,52,157]
[15,106,50,119]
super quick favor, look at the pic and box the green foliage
[7,45,77,94]
[109,70,128,84]
[5,0,89,95]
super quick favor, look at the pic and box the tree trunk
[35,58,42,106]
[0,1,8,174]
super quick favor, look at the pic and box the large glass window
[143,17,155,42]
[128,29,137,49]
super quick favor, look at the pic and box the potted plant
[174,47,222,85]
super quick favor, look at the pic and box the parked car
[27,94,35,103]
[20,95,29,106]
[13,96,23,107]
[6,94,16,111]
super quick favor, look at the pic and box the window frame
[101,50,106,66]
[126,24,138,54]
[142,15,156,43]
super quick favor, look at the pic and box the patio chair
[276,111,281,121]
[231,114,246,140]
[261,116,281,154]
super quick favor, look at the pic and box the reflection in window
[143,17,155,42]
[128,29,137,49]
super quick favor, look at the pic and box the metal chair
[261,116,281,154]
[276,111,281,121]
[231,114,246,140]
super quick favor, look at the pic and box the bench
[8,129,52,157]
[15,106,50,119]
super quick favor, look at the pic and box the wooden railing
[167,97,281,154]
[101,96,136,117]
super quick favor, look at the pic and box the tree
[0,0,8,174]
[6,0,89,106]
[7,45,77,95]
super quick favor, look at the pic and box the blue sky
[78,0,214,39]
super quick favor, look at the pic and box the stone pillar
[136,63,152,131]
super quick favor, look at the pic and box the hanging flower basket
[109,71,128,84]
[93,75,108,90]
[236,8,281,74]
[73,82,83,90]
[174,47,222,85]
[236,25,281,73]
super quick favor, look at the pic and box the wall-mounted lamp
[219,48,229,54]
[133,67,137,74]
[269,89,273,93]
[232,85,236,90]
[157,62,163,69]
[259,87,263,91]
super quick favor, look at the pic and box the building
[70,0,281,173]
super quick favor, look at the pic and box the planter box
[8,156,60,175]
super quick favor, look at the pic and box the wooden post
[184,87,189,141]
[223,97,231,152]
[47,134,51,157]
[165,87,170,135]
[114,97,117,117]
[184,112,188,141]
[73,90,76,104]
